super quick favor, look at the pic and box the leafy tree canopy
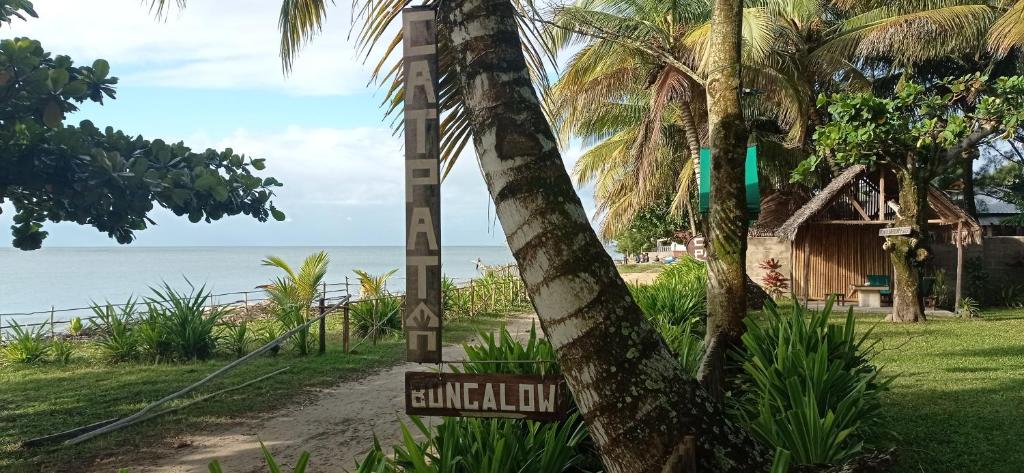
[612,203,686,256]
[1,34,284,250]
[795,75,1024,181]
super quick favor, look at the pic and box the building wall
[747,237,793,292]
[931,236,1024,290]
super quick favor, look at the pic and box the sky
[1,0,592,247]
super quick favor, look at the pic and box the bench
[851,285,891,308]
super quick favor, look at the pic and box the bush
[351,295,403,342]
[733,299,891,467]
[218,321,253,358]
[629,259,707,325]
[90,300,140,362]
[441,276,473,319]
[146,284,227,361]
[2,321,50,364]
[263,252,330,357]
[355,325,597,473]
[50,338,75,364]
[69,317,83,337]
[959,297,982,319]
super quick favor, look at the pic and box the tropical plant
[441,276,471,319]
[262,252,330,356]
[259,323,285,357]
[965,256,991,303]
[350,295,403,343]
[457,323,558,375]
[69,316,83,337]
[959,297,983,319]
[50,338,75,364]
[652,317,705,378]
[759,258,790,300]
[353,269,397,298]
[630,258,708,325]
[90,300,139,362]
[219,321,253,358]
[734,299,891,466]
[146,283,227,361]
[1,321,49,364]
[136,305,173,362]
[999,284,1024,308]
[931,269,952,310]
[208,440,310,473]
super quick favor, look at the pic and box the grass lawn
[853,308,1024,472]
[617,263,665,274]
[0,312,515,472]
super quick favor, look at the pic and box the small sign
[686,236,708,262]
[403,7,442,363]
[405,372,568,421]
[879,226,912,237]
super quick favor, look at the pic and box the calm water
[0,246,514,325]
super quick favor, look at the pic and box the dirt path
[98,314,540,473]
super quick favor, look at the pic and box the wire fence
[0,273,525,344]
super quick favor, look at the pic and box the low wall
[932,236,1024,289]
[747,237,793,291]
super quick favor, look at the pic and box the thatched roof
[776,165,982,243]
[776,165,867,241]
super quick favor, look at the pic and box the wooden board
[403,7,442,363]
[405,372,569,421]
[685,235,708,262]
[878,226,912,236]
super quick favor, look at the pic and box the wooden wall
[793,224,892,300]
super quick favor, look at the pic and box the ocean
[0,246,515,326]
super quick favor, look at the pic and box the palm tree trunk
[679,103,703,234]
[698,0,750,399]
[437,0,768,471]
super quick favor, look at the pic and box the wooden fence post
[318,294,326,355]
[243,292,249,318]
[470,280,476,316]
[342,302,350,353]
[50,306,55,340]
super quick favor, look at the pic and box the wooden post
[342,302,351,353]
[802,235,811,305]
[470,280,476,316]
[955,221,964,314]
[318,294,326,355]
[49,306,55,340]
[243,292,249,318]
[878,171,886,221]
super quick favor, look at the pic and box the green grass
[851,307,1024,472]
[0,312,515,472]
[616,263,664,274]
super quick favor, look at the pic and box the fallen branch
[66,297,349,445]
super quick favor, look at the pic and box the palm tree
[144,0,773,470]
[262,251,329,355]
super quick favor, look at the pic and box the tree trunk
[886,167,928,322]
[961,148,978,218]
[698,0,750,399]
[437,1,769,471]
[679,103,703,235]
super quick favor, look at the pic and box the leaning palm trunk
[438,0,768,471]
[699,0,750,398]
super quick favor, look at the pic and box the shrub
[69,317,84,337]
[650,317,704,377]
[350,295,403,342]
[758,258,790,300]
[998,284,1024,308]
[50,338,75,364]
[733,300,891,467]
[965,257,990,303]
[219,321,253,358]
[2,321,50,364]
[137,306,173,362]
[146,284,227,361]
[441,276,473,319]
[90,300,140,362]
[959,297,982,319]
[931,269,952,310]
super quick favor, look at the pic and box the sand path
[96,313,540,473]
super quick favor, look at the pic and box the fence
[0,275,530,352]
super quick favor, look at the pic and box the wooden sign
[405,372,569,421]
[686,235,708,262]
[403,7,442,363]
[879,226,912,237]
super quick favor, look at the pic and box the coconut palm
[261,251,329,355]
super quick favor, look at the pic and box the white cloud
[8,0,375,95]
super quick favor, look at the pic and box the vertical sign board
[403,7,442,364]
[405,372,569,421]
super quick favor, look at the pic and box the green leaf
[49,69,69,91]
[252,158,266,170]
[42,100,63,128]
[270,205,286,222]
[92,59,110,80]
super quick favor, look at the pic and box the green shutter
[698,146,759,214]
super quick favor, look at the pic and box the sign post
[403,7,442,364]
[405,372,569,421]
[878,226,912,237]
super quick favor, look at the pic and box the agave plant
[1,321,50,364]
[50,338,75,364]
[146,283,228,361]
[218,321,253,358]
[90,300,140,363]
[263,252,330,356]
[350,295,403,343]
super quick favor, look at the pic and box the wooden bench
[825,292,847,306]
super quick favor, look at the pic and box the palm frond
[989,0,1024,57]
